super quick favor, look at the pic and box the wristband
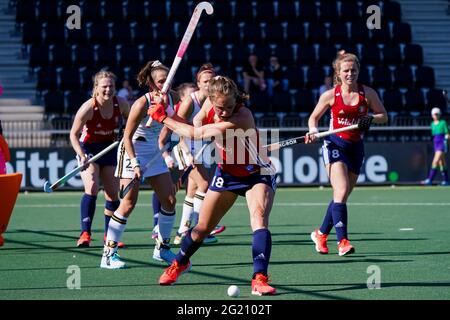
[130,157,140,169]
[309,127,319,134]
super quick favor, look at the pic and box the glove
[357,115,373,132]
[148,103,167,123]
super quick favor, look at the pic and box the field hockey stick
[263,124,359,152]
[145,1,214,127]
[173,140,212,193]
[43,141,119,193]
[119,140,179,199]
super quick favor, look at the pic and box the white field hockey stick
[43,141,119,193]
[263,124,359,152]
[145,1,214,127]
[173,140,212,193]
[119,140,180,199]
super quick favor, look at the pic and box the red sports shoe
[338,238,355,256]
[251,273,276,296]
[310,229,329,254]
[104,234,125,248]
[159,260,192,286]
[77,231,91,247]
[210,225,226,236]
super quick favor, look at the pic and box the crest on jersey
[339,109,345,115]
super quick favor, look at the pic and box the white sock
[106,211,127,254]
[158,208,176,244]
[178,196,194,234]
[192,191,206,227]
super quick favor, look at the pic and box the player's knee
[105,200,120,213]
[119,199,135,215]
[160,195,176,211]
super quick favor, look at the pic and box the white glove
[164,155,175,168]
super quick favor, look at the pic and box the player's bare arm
[363,85,388,124]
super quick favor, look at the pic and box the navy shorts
[79,141,118,166]
[322,135,364,175]
[209,166,277,197]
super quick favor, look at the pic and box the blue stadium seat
[415,66,435,88]
[403,44,423,66]
[383,88,405,113]
[293,89,316,114]
[393,65,414,89]
[372,66,393,89]
[392,22,412,44]
[43,90,65,115]
[37,66,58,91]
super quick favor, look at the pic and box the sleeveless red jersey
[204,104,262,176]
[79,96,121,143]
[330,84,369,142]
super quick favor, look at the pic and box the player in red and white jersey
[70,70,130,248]
[305,51,388,256]
[149,75,277,296]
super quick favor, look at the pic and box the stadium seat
[147,0,168,22]
[152,22,177,43]
[426,89,447,110]
[29,44,50,69]
[249,91,272,113]
[270,91,293,114]
[110,22,133,45]
[272,45,296,67]
[241,23,264,45]
[415,66,435,88]
[372,66,393,89]
[73,45,97,68]
[264,22,285,45]
[382,1,402,22]
[140,44,164,64]
[307,22,327,44]
[16,0,36,23]
[66,90,90,114]
[318,44,338,66]
[340,2,361,22]
[102,1,125,21]
[393,65,414,89]
[328,22,349,44]
[358,65,371,86]
[87,22,110,45]
[349,21,370,44]
[277,1,298,22]
[383,88,405,113]
[195,21,219,45]
[218,21,241,44]
[305,66,326,89]
[96,45,118,68]
[80,1,102,23]
[234,2,254,22]
[211,0,232,22]
[51,44,73,67]
[382,44,402,66]
[298,1,318,22]
[124,0,149,22]
[58,67,81,91]
[43,90,65,115]
[118,46,140,67]
[403,44,423,66]
[36,66,58,91]
[404,88,426,114]
[392,22,412,44]
[133,22,153,45]
[285,66,305,90]
[286,22,306,45]
[360,43,381,66]
[208,44,229,67]
[318,1,339,23]
[254,1,276,22]
[297,45,316,66]
[22,21,43,45]
[43,22,65,44]
[293,89,316,114]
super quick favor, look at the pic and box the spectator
[266,55,286,96]
[117,80,136,105]
[319,76,333,96]
[243,53,267,93]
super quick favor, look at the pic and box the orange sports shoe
[311,229,329,254]
[104,233,125,248]
[76,231,91,247]
[159,260,192,286]
[251,273,277,296]
[338,238,355,256]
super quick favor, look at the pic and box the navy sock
[441,168,449,182]
[331,202,348,242]
[319,200,334,234]
[252,229,272,276]
[152,193,161,226]
[80,194,97,234]
[104,215,111,235]
[176,229,203,265]
[428,168,437,181]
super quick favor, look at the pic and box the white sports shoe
[100,252,126,269]
[153,243,176,265]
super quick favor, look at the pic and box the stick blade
[43,181,53,193]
